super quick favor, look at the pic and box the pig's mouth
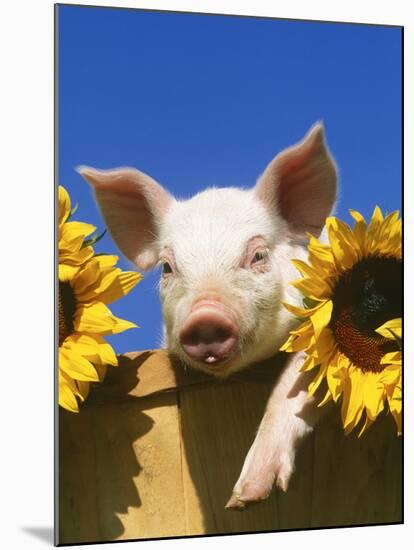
[178,300,240,373]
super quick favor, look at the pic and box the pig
[78,121,337,509]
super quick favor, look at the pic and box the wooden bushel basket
[58,350,402,544]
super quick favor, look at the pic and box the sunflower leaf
[70,203,79,217]
[388,330,402,350]
[64,202,79,223]
[82,229,107,248]
[303,296,319,310]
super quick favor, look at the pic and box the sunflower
[58,186,142,412]
[280,207,402,436]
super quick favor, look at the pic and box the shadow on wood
[58,350,402,544]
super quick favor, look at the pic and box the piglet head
[79,122,337,377]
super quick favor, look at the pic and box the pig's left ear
[77,166,174,270]
[255,122,337,237]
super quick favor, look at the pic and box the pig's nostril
[186,332,199,346]
[216,328,230,342]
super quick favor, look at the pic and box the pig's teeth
[205,356,217,363]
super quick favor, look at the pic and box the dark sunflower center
[59,281,77,346]
[329,256,402,373]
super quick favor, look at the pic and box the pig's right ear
[254,123,337,237]
[77,167,174,270]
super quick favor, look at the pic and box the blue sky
[58,5,402,354]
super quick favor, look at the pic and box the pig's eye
[162,262,173,275]
[242,237,269,272]
[249,249,270,272]
[252,250,268,264]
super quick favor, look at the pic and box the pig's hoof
[226,451,295,510]
[225,490,268,511]
[275,471,291,492]
[225,475,291,511]
[225,479,274,511]
[225,493,247,511]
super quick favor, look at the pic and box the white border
[1,1,411,549]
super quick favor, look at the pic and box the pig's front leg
[226,351,327,510]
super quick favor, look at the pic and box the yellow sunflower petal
[94,270,142,304]
[291,276,330,300]
[388,383,402,436]
[308,363,328,396]
[326,363,345,402]
[344,407,364,435]
[307,245,336,275]
[378,363,400,386]
[307,236,335,262]
[60,221,96,249]
[80,269,142,305]
[59,186,71,228]
[91,335,118,366]
[366,206,384,250]
[349,209,366,224]
[380,351,402,366]
[72,260,102,296]
[76,381,90,402]
[386,215,402,245]
[289,319,317,337]
[300,354,317,372]
[363,372,385,420]
[59,345,100,382]
[74,302,137,335]
[375,318,402,340]
[279,333,296,352]
[59,263,80,282]
[349,209,367,255]
[282,299,326,319]
[72,254,139,305]
[314,328,338,363]
[377,211,400,245]
[95,363,108,382]
[318,388,333,407]
[59,371,79,412]
[327,217,359,270]
[341,368,365,431]
[59,383,79,412]
[291,259,327,281]
[91,254,119,268]
[63,333,100,358]
[358,415,374,437]
[64,333,118,367]
[310,300,333,339]
[59,245,94,269]
[280,320,314,352]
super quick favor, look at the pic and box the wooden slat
[275,431,314,530]
[179,379,281,534]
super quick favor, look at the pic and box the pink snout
[179,301,238,365]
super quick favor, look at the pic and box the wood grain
[58,350,402,544]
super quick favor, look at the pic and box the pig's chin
[174,332,267,378]
[176,347,242,378]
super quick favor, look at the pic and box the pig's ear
[255,122,337,237]
[77,166,174,270]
